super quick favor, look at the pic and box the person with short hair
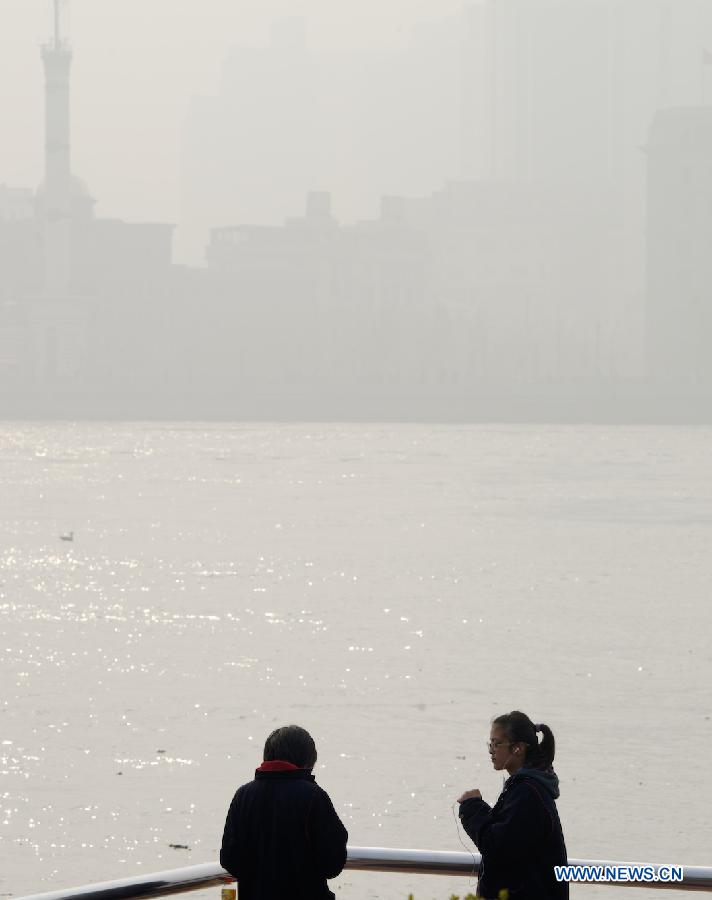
[220,724,348,900]
[457,711,569,899]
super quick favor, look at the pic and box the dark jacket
[459,767,568,900]
[220,765,348,900]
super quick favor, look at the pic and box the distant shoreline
[2,383,711,425]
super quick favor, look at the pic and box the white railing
[13,847,712,900]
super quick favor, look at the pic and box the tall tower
[41,0,73,296]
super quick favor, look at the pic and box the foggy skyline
[3,0,712,420]
[1,0,468,245]
[4,1,711,262]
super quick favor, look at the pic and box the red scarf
[257,760,300,772]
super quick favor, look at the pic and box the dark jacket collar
[254,761,315,781]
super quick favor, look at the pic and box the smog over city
[3,6,712,900]
[2,0,712,418]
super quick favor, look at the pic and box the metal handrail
[12,847,712,900]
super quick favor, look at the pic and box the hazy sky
[1,0,468,226]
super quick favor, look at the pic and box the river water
[1,422,711,900]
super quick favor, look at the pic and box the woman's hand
[457,789,482,803]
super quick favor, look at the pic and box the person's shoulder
[309,779,339,805]
[501,773,543,802]
[301,776,325,796]
[225,780,252,808]
[231,780,252,797]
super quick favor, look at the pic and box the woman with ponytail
[456,711,568,899]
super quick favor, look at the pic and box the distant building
[0,186,35,222]
[0,3,182,407]
[0,186,40,382]
[646,107,712,384]
[179,16,462,264]
[205,191,441,413]
[379,179,637,383]
[204,177,637,400]
[0,186,42,302]
[462,0,712,184]
[459,0,712,381]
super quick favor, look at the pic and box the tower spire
[41,0,73,295]
[51,0,69,50]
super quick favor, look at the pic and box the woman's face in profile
[488,725,512,771]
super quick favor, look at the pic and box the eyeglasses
[486,740,511,752]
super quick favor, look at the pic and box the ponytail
[534,722,556,769]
